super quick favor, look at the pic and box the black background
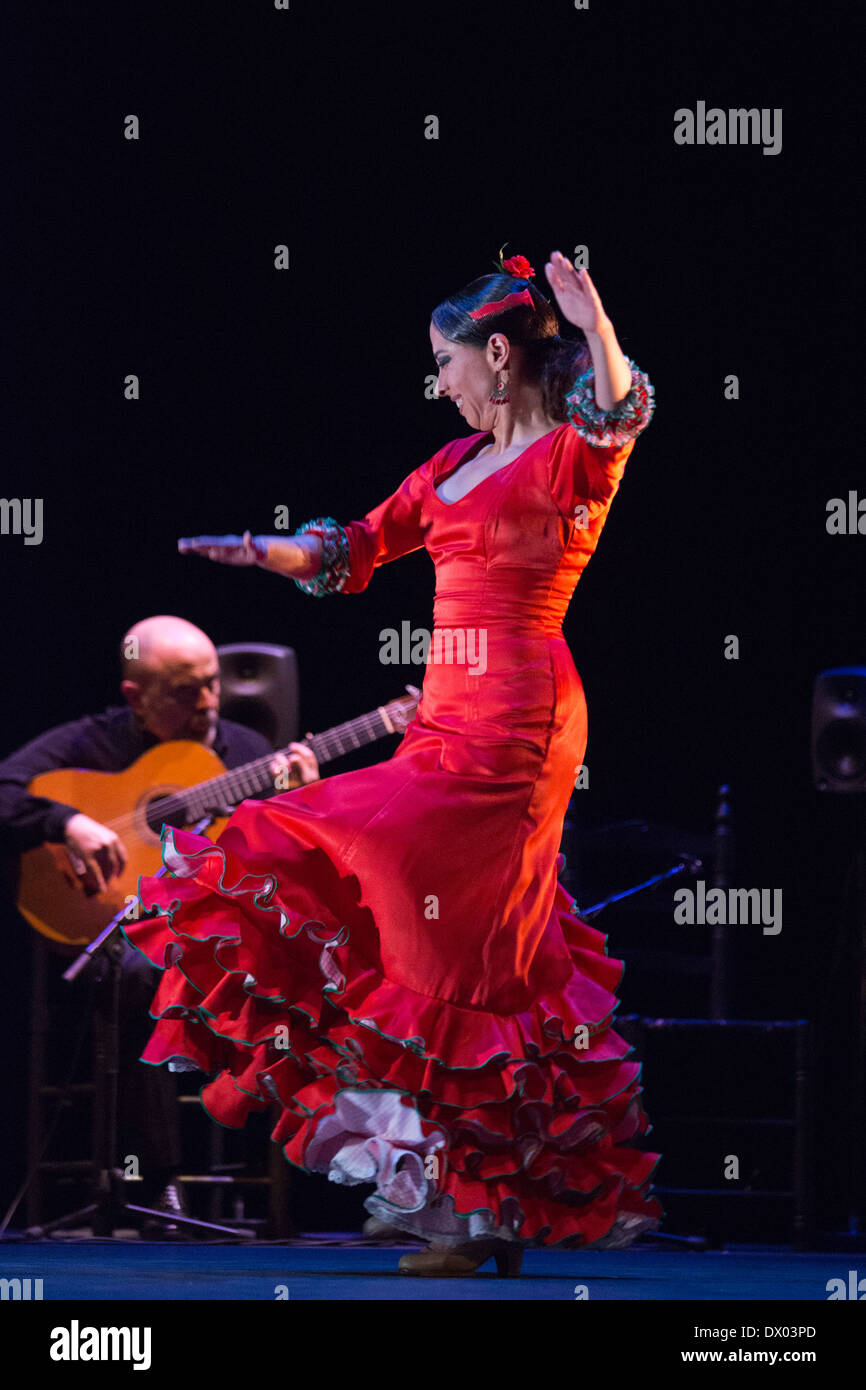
[1,1,862,1233]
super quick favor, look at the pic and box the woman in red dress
[123,249,661,1276]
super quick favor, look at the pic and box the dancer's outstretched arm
[178,530,322,579]
[180,459,427,598]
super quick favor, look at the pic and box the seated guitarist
[0,614,319,1235]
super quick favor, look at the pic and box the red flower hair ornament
[501,253,535,279]
[468,247,538,320]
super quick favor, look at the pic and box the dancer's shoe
[362,1216,405,1240]
[398,1238,523,1277]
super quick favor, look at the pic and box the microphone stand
[573,855,703,920]
[25,815,243,1240]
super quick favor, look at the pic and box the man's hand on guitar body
[63,813,127,895]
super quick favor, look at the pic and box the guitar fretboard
[173,706,393,824]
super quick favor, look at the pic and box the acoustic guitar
[17,691,419,945]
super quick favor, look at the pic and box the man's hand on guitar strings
[63,812,127,895]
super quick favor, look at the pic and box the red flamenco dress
[123,358,663,1249]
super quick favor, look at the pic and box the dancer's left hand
[178,532,267,565]
[544,251,610,336]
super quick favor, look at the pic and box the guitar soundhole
[144,794,187,837]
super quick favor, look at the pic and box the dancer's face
[430,324,508,433]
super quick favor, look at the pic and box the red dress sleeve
[340,461,433,594]
[547,427,636,522]
[548,355,654,520]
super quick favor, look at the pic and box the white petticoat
[303,1087,656,1250]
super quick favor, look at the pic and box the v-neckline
[433,426,559,506]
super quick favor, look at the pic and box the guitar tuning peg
[405,684,421,698]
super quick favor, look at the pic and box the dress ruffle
[125,825,663,1248]
[565,358,655,448]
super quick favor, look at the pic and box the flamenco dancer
[123,248,661,1276]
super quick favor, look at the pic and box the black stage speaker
[217,644,299,751]
[812,666,866,792]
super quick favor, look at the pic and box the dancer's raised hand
[178,531,267,565]
[544,251,610,336]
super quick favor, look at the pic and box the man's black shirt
[0,706,275,852]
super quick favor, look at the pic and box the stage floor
[0,1236,854,1301]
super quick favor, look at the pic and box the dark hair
[431,273,590,422]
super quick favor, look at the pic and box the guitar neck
[307,708,394,764]
[178,706,396,823]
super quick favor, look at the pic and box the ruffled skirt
[124,806,662,1248]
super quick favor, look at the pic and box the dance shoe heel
[362,1216,405,1240]
[398,1239,523,1277]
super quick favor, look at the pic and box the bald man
[48,615,317,891]
[0,615,318,1235]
